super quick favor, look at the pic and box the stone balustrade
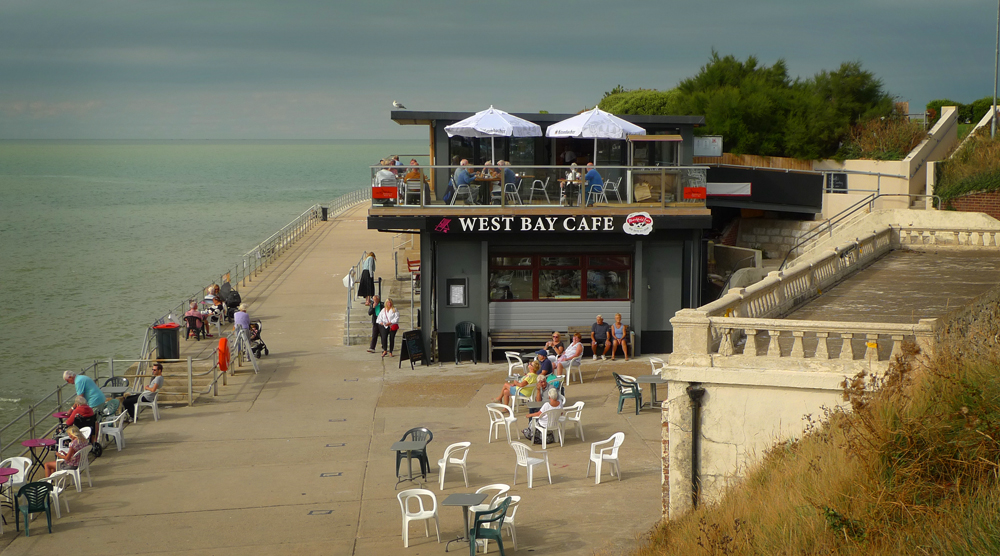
[896,227,1000,248]
[699,226,893,322]
[710,316,938,361]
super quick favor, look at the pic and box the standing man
[366,295,383,353]
[590,314,611,360]
[63,370,105,408]
[123,363,164,419]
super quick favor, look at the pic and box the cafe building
[368,110,717,362]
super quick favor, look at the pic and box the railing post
[109,357,115,378]
[28,406,35,441]
[187,356,194,406]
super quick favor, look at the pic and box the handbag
[390,324,399,332]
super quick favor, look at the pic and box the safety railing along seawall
[0,188,371,460]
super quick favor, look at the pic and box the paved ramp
[788,250,1000,323]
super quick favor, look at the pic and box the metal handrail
[778,193,942,271]
[1,187,372,460]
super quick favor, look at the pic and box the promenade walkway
[0,204,664,555]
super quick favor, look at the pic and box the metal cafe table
[442,492,488,552]
[635,375,667,408]
[20,438,57,482]
[391,439,428,489]
[102,385,130,397]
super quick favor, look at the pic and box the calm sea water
[0,139,424,425]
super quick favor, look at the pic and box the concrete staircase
[343,274,420,346]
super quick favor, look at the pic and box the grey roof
[391,110,705,127]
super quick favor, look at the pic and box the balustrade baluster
[718,328,734,356]
[767,330,782,357]
[815,332,830,359]
[790,331,805,358]
[839,333,855,360]
[890,334,904,360]
[744,330,758,357]
[864,334,879,362]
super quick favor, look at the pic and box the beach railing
[0,361,103,461]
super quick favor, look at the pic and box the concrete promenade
[0,204,664,555]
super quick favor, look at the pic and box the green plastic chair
[15,482,53,536]
[613,372,643,415]
[469,496,511,556]
[455,322,478,365]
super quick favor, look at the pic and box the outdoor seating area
[388,353,674,552]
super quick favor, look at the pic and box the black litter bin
[321,206,329,221]
[153,323,180,359]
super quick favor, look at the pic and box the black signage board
[399,329,427,370]
[430,214,654,235]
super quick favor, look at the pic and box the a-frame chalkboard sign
[398,329,428,370]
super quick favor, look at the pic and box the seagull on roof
[393,101,406,109]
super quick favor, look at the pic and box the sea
[0,139,425,426]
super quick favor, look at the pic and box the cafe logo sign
[622,212,653,235]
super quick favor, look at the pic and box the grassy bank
[937,128,1000,205]
[620,321,1000,554]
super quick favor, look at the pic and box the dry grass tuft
[626,328,1000,555]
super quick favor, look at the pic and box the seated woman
[494,360,539,406]
[536,367,562,401]
[555,333,584,375]
[44,425,88,478]
[609,312,629,361]
[64,395,96,436]
[526,387,563,430]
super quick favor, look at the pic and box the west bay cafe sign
[432,212,653,235]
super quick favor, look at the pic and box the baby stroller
[249,319,269,358]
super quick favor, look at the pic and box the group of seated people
[184,297,251,339]
[493,331,585,408]
[44,366,164,478]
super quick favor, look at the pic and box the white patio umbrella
[444,106,542,162]
[545,107,646,162]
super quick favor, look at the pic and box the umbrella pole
[491,137,495,163]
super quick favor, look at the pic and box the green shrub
[836,111,927,160]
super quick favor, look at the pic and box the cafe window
[489,253,631,301]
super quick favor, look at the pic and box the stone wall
[948,191,1000,222]
[737,219,821,260]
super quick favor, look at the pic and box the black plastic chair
[102,376,129,388]
[395,427,433,479]
[613,372,643,415]
[469,496,511,556]
[184,315,205,340]
[15,482,53,536]
[455,321,478,365]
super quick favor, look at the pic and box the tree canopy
[597,52,895,160]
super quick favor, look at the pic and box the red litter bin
[152,322,181,359]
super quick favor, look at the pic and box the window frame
[489,252,632,302]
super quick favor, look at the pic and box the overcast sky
[1,0,997,140]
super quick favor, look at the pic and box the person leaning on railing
[123,363,163,421]
[63,370,106,409]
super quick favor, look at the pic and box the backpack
[226,289,242,307]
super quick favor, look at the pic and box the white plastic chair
[100,410,128,451]
[134,390,159,422]
[558,401,585,442]
[603,177,623,202]
[479,494,521,553]
[587,432,625,484]
[486,403,516,443]
[468,483,511,516]
[396,488,440,547]
[649,357,666,376]
[511,441,551,488]
[568,354,584,384]
[0,457,32,502]
[528,177,550,203]
[59,443,93,492]
[585,183,608,205]
[437,442,471,491]
[528,407,565,449]
[504,351,526,377]
[40,470,74,519]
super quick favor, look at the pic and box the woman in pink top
[44,426,89,477]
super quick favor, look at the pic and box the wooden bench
[488,329,554,363]
[487,326,635,362]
